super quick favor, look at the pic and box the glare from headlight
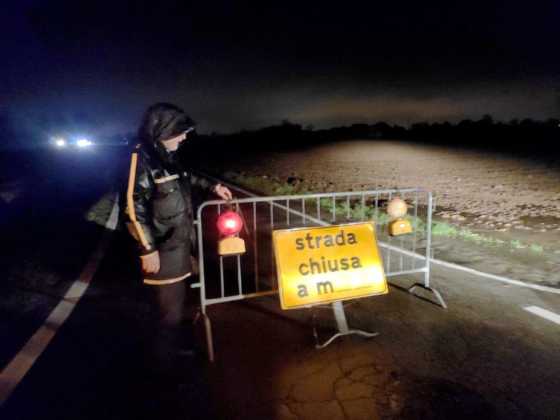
[76,138,93,147]
[54,138,67,147]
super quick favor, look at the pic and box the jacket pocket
[152,179,186,221]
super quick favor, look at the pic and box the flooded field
[211,139,560,285]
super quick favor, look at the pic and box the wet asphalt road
[0,148,126,369]
[197,179,560,419]
[2,161,560,419]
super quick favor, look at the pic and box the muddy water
[211,139,560,286]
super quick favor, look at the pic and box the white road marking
[524,306,560,326]
[430,258,560,295]
[0,194,119,407]
[199,172,560,296]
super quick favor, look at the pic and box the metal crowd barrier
[194,183,446,361]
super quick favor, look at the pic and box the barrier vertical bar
[236,254,242,294]
[270,200,275,289]
[374,192,379,222]
[218,203,225,297]
[196,205,215,362]
[236,202,243,294]
[412,190,419,270]
[253,202,259,292]
[399,192,405,271]
[387,191,392,272]
[219,257,225,298]
[425,192,433,288]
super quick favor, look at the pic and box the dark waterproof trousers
[147,280,196,371]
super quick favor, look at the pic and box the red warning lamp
[217,210,243,237]
[217,210,246,256]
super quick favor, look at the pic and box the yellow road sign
[273,222,388,310]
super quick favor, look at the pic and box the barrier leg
[202,312,215,362]
[406,192,447,309]
[314,301,379,349]
[408,267,447,309]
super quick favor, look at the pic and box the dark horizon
[1,0,559,144]
[1,111,559,152]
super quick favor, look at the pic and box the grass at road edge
[222,171,545,254]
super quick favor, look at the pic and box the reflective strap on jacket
[154,174,180,184]
[126,152,151,250]
[143,272,192,286]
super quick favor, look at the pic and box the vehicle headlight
[76,138,93,147]
[54,138,67,147]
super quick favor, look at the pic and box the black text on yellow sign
[273,222,388,310]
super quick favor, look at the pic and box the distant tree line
[192,115,560,160]
[407,115,559,152]
[1,110,558,154]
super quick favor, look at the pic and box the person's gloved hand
[140,251,160,274]
[213,183,233,200]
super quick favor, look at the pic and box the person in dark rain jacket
[126,103,232,363]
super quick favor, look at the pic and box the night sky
[2,0,559,138]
